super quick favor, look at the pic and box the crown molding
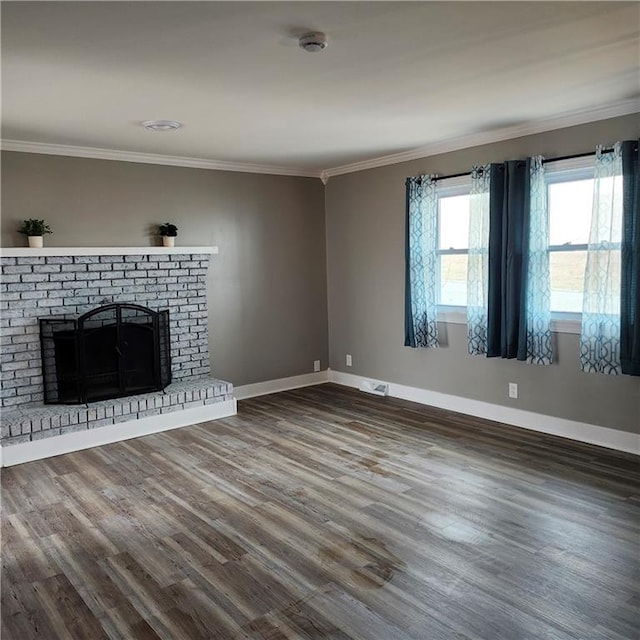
[0,139,323,180]
[3,99,637,182]
[322,98,640,180]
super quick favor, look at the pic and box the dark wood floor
[2,383,639,640]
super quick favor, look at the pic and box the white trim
[328,370,639,455]
[234,370,329,400]
[437,307,467,325]
[1,139,322,179]
[551,314,581,335]
[436,174,472,194]
[6,371,635,466]
[323,99,639,179]
[544,155,595,177]
[0,398,237,467]
[436,307,581,334]
[1,246,218,257]
[3,100,636,183]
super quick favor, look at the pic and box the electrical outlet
[508,382,518,399]
[313,360,321,372]
[346,354,353,367]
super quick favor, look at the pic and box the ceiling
[2,2,639,178]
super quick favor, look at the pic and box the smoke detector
[298,32,327,53]
[142,120,182,132]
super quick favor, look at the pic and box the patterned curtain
[580,143,623,374]
[404,175,439,348]
[525,157,553,364]
[467,166,491,355]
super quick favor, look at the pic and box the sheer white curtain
[525,156,552,365]
[466,166,490,355]
[580,143,623,374]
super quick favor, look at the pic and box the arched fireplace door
[40,303,171,404]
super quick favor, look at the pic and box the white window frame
[435,175,471,325]
[545,156,597,334]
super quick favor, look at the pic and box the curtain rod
[427,148,616,183]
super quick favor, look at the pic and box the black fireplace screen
[40,303,171,404]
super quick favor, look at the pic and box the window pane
[439,195,470,249]
[549,179,593,246]
[550,250,587,313]
[440,254,468,306]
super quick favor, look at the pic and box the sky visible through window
[439,195,469,250]
[438,178,600,313]
[549,179,592,245]
[438,195,469,307]
[548,179,593,313]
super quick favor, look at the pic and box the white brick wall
[0,252,212,408]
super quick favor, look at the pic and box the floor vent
[359,379,389,396]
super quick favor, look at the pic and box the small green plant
[18,219,53,236]
[158,222,178,237]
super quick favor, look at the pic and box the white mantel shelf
[1,246,219,257]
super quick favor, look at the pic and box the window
[547,176,592,313]
[436,181,470,307]
[433,158,619,330]
[545,158,618,317]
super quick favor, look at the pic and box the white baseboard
[10,369,633,466]
[0,399,237,467]
[329,370,639,455]
[234,370,329,400]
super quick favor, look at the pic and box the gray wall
[2,115,639,433]
[1,152,329,387]
[325,114,640,433]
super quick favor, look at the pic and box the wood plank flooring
[2,383,639,639]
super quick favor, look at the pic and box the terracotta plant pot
[28,236,44,248]
[162,236,176,247]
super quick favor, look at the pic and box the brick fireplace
[0,247,235,466]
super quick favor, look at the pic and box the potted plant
[158,222,178,247]
[18,219,53,248]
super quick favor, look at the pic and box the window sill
[436,307,582,334]
[437,307,467,325]
[550,314,581,335]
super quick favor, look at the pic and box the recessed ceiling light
[141,120,182,132]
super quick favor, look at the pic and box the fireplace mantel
[1,246,218,257]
